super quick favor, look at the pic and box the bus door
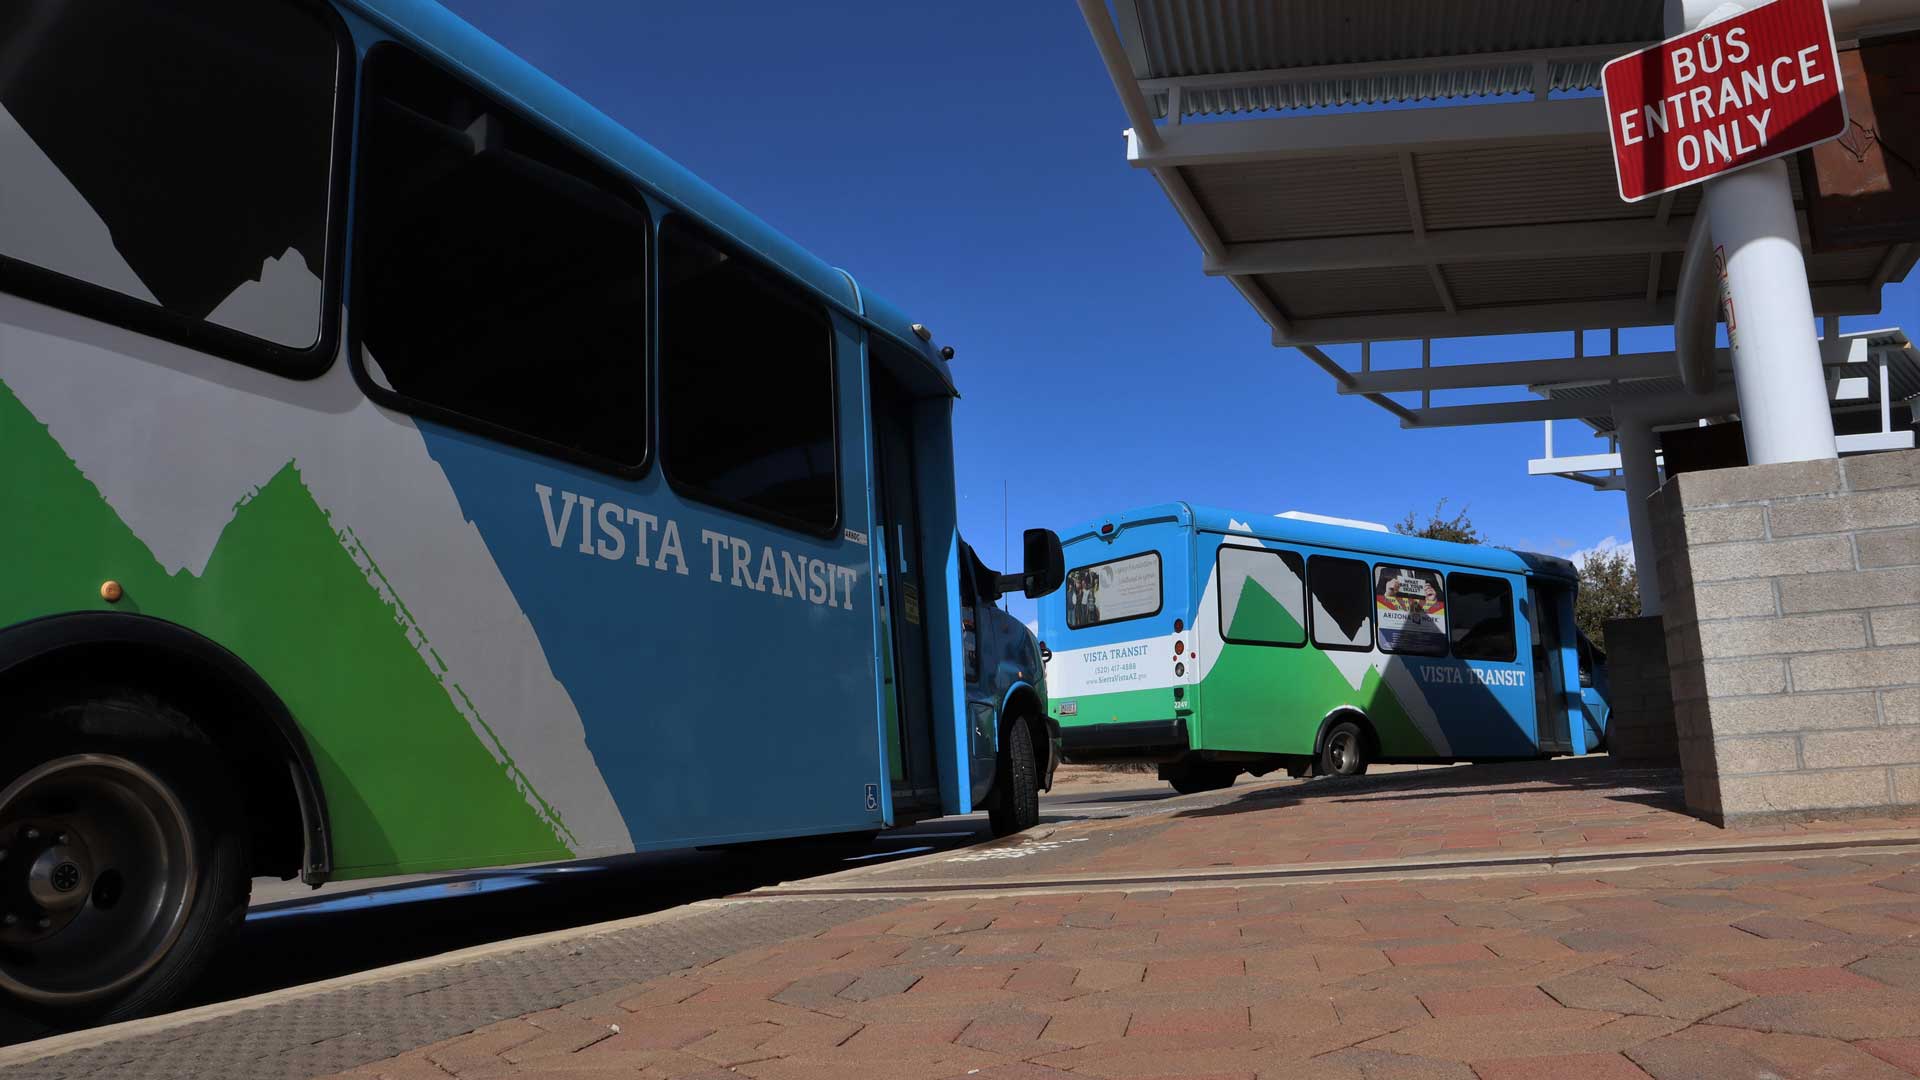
[1529,584,1573,753]
[871,363,940,811]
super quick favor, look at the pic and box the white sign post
[1659,0,1840,465]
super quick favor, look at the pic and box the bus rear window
[660,218,837,533]
[0,0,339,357]
[1449,574,1517,662]
[354,46,650,469]
[1308,555,1372,651]
[1066,552,1161,629]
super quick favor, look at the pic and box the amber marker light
[100,580,123,603]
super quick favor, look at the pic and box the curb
[747,829,1920,898]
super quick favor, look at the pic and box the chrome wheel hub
[0,755,197,1005]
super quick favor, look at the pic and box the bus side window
[1577,636,1594,688]
[659,218,837,533]
[1217,546,1306,646]
[1307,555,1372,652]
[0,0,341,361]
[1448,574,1517,662]
[354,45,649,469]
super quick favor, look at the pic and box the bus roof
[339,0,955,393]
[1062,502,1578,583]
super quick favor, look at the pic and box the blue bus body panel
[413,315,891,845]
[324,1,969,845]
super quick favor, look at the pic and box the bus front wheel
[987,716,1041,837]
[0,695,250,1024]
[1317,721,1370,779]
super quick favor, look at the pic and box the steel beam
[1078,0,1161,151]
[1127,97,1606,168]
[1339,352,1677,394]
[1273,286,1882,346]
[1528,452,1627,475]
[1406,397,1667,427]
[1133,43,1634,101]
[1343,335,1870,396]
[1208,218,1695,276]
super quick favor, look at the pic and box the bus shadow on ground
[1173,757,1687,821]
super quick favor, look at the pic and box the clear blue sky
[442,0,1918,628]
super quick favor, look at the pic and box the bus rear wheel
[0,697,249,1024]
[1317,721,1369,778]
[987,716,1040,837]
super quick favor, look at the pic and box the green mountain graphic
[1226,576,1304,643]
[1,378,572,877]
[1201,577,1432,756]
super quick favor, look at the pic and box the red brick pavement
[336,849,1920,1079]
[329,763,1920,1079]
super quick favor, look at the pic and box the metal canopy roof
[1084,0,1920,429]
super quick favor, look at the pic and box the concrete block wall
[1600,615,1678,766]
[1651,448,1920,826]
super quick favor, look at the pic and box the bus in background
[0,0,1059,1022]
[1039,504,1607,794]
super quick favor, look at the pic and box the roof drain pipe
[1674,208,1721,395]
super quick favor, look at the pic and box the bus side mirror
[1021,528,1064,598]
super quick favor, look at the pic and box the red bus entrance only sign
[1601,0,1847,202]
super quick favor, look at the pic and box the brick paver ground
[335,850,1920,1079]
[329,763,1920,1080]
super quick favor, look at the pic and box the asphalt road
[0,776,1176,1047]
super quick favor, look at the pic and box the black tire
[1317,720,1369,778]
[988,715,1040,837]
[0,694,250,1025]
[1164,760,1238,795]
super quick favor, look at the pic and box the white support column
[1619,421,1665,615]
[1670,0,1839,466]
[1706,161,1839,464]
[1882,354,1895,435]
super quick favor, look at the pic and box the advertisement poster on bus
[1375,565,1447,655]
[1065,552,1160,628]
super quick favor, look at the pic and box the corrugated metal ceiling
[1119,0,1663,116]
[1445,253,1646,309]
[1415,144,1642,230]
[1255,264,1438,319]
[1183,157,1409,243]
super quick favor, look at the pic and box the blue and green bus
[1039,505,1609,793]
[0,0,1059,1021]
